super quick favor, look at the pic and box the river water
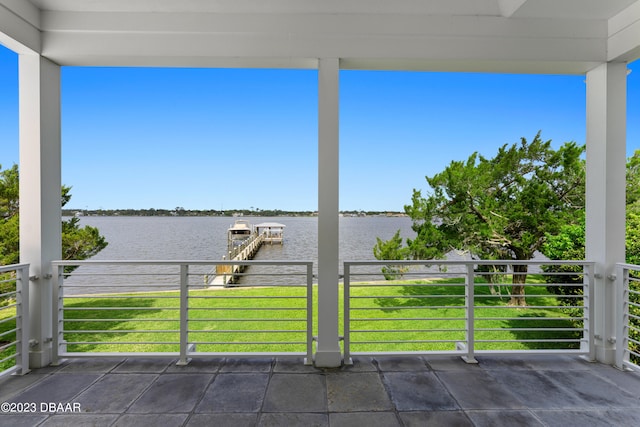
[76,215,415,262]
[64,216,544,293]
[64,216,424,292]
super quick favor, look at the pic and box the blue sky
[0,44,638,211]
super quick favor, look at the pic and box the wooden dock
[207,232,265,286]
[204,220,286,287]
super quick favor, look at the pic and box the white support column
[315,58,342,367]
[19,54,61,368]
[585,62,627,365]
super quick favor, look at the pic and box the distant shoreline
[62,208,407,218]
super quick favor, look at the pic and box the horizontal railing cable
[344,259,594,363]
[51,260,314,366]
[616,263,640,372]
[0,263,30,377]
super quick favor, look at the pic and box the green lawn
[61,285,311,354]
[348,277,583,352]
[0,302,18,372]
[55,276,586,354]
[0,276,595,371]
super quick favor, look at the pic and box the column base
[595,344,616,365]
[29,347,52,369]
[313,348,342,368]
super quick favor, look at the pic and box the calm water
[64,216,418,292]
[77,215,415,262]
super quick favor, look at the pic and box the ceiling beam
[38,11,607,73]
[498,0,528,18]
[40,26,606,74]
[608,0,640,62]
[0,2,41,54]
[40,11,602,39]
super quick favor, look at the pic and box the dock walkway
[209,232,265,286]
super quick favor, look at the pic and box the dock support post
[315,57,342,367]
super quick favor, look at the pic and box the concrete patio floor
[1,354,639,427]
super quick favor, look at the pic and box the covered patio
[1,2,640,422]
[2,355,640,426]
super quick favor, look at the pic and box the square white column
[315,58,342,367]
[19,54,61,368]
[585,62,627,364]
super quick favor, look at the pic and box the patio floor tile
[7,373,101,404]
[465,410,545,426]
[113,413,189,426]
[258,412,328,427]
[196,373,269,413]
[126,374,212,414]
[486,369,585,409]
[1,355,639,425]
[399,411,474,427]
[74,373,157,413]
[262,373,326,413]
[39,414,119,426]
[186,413,258,427]
[326,372,393,412]
[436,370,526,410]
[382,371,460,411]
[329,412,401,427]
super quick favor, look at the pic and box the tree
[540,214,586,307]
[399,133,585,305]
[0,164,107,268]
[542,149,640,266]
[373,230,409,280]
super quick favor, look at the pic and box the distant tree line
[62,208,404,217]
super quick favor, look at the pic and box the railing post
[177,264,190,366]
[305,262,314,365]
[343,263,352,365]
[16,265,30,375]
[462,263,477,364]
[615,263,628,369]
[584,262,596,362]
[51,264,62,366]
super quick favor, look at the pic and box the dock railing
[343,260,595,364]
[51,260,314,365]
[616,263,640,372]
[0,263,30,377]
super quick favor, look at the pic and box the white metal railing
[0,263,30,377]
[51,260,314,365]
[616,263,640,372]
[344,260,595,363]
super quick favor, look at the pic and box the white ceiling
[25,0,636,18]
[1,0,639,73]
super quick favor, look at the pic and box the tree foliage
[540,214,586,307]
[0,163,108,269]
[542,149,640,266]
[373,230,409,280]
[383,133,585,306]
[541,150,640,341]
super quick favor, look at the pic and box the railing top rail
[0,263,30,273]
[51,260,313,267]
[616,262,640,270]
[344,259,594,267]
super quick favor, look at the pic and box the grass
[62,285,311,354]
[348,277,583,352]
[1,302,18,372]
[53,275,585,355]
[0,274,604,372]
